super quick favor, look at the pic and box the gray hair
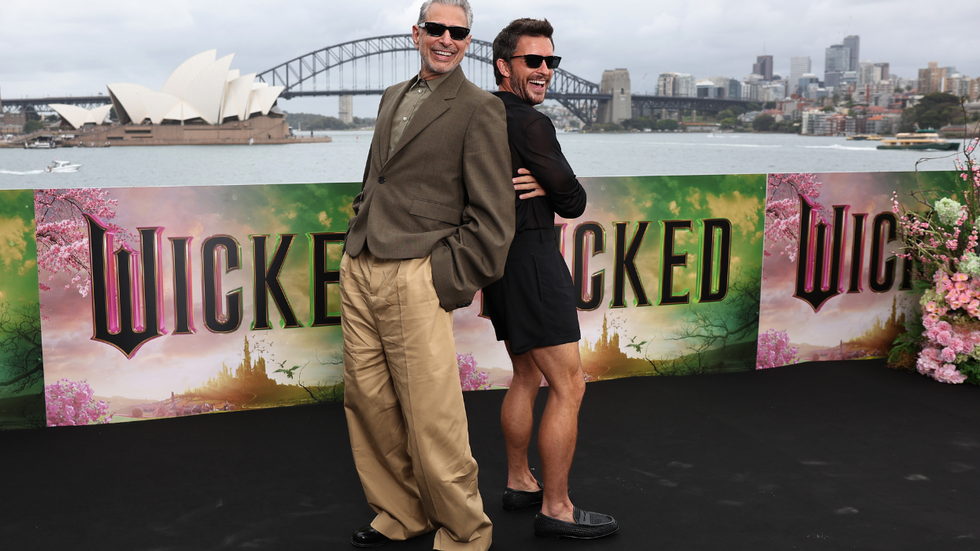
[417,0,473,29]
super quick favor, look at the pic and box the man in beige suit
[340,1,513,549]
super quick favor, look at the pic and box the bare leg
[502,341,586,522]
[501,342,543,492]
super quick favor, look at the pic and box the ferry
[877,130,959,151]
[847,134,882,141]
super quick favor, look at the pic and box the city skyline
[3,0,979,117]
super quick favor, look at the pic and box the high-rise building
[918,62,947,94]
[753,55,773,81]
[875,63,890,81]
[790,56,811,96]
[657,72,696,97]
[843,36,860,71]
[825,44,851,89]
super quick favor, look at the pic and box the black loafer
[351,525,390,548]
[534,507,619,539]
[502,481,543,510]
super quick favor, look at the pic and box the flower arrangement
[45,378,114,426]
[892,137,980,385]
[756,328,799,369]
[457,352,490,391]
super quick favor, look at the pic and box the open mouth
[433,49,455,61]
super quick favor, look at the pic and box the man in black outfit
[484,18,618,539]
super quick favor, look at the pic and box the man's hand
[514,168,547,200]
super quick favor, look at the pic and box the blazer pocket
[410,198,462,225]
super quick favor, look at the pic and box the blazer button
[378,176,386,184]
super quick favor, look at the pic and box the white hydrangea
[959,253,980,278]
[935,197,963,226]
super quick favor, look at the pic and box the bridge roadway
[4,35,753,124]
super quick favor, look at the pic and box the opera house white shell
[64,49,284,128]
[48,104,113,129]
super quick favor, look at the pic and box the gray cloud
[3,0,978,117]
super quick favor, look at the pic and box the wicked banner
[0,171,955,429]
[758,171,959,367]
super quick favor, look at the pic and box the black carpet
[2,360,979,550]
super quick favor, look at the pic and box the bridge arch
[256,34,602,124]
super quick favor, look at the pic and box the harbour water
[0,130,967,190]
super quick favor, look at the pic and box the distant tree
[905,92,964,130]
[752,114,776,132]
[719,117,740,130]
[24,120,44,133]
[763,101,777,110]
[746,102,761,112]
[622,117,653,130]
[657,119,679,131]
[821,105,836,113]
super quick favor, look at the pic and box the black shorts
[483,228,581,355]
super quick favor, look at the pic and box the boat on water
[847,134,882,141]
[876,130,959,151]
[45,160,81,173]
[24,139,56,149]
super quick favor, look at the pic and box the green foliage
[903,93,964,130]
[887,308,924,370]
[284,112,376,131]
[583,123,625,132]
[752,114,776,132]
[621,117,654,130]
[746,102,761,111]
[763,101,777,110]
[719,117,740,130]
[657,119,679,131]
[24,120,45,133]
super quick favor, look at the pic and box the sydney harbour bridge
[4,35,752,125]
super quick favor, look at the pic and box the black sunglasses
[510,54,562,69]
[421,22,470,41]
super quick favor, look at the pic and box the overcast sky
[4,0,979,117]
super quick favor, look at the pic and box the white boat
[45,160,81,173]
[24,139,55,149]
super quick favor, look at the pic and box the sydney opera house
[51,50,325,145]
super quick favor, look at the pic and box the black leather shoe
[351,525,390,548]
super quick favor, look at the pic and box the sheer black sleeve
[519,115,587,219]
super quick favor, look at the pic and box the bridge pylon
[596,69,631,125]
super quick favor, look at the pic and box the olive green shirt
[388,71,451,154]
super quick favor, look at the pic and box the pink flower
[935,364,968,384]
[940,347,957,363]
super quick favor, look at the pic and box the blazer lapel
[377,79,413,165]
[386,67,465,163]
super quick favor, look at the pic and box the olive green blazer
[345,67,514,311]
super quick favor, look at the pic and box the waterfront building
[103,50,284,126]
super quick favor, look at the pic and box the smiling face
[496,35,554,105]
[412,3,471,81]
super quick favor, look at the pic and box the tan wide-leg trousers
[340,251,492,551]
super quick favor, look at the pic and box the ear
[496,58,512,79]
[412,25,421,49]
